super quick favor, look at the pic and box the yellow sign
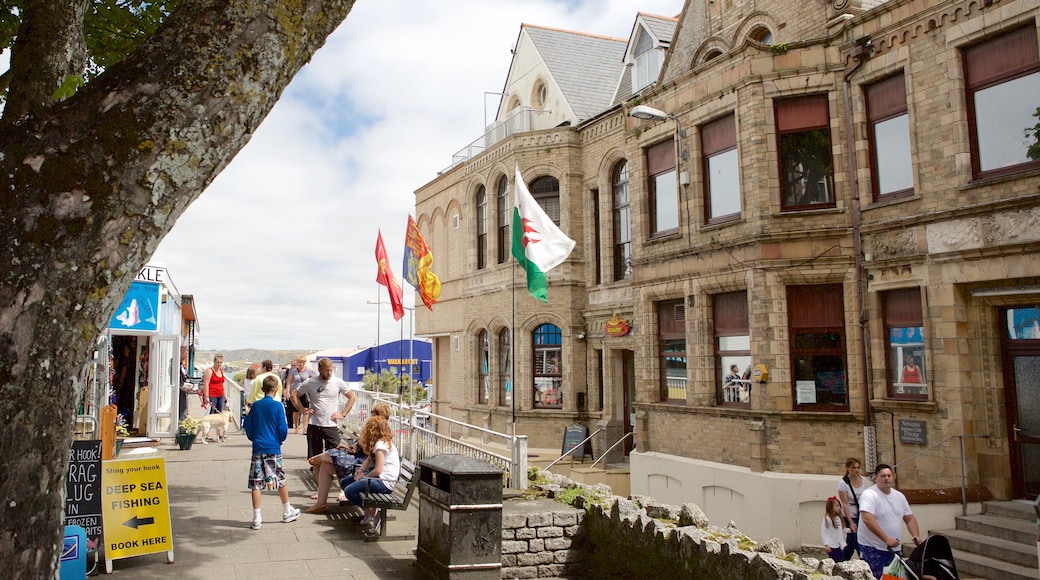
[387,358,417,365]
[101,457,173,562]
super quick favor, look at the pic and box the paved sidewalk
[105,426,422,579]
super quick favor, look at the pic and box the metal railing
[545,428,603,471]
[893,433,991,516]
[442,107,554,172]
[590,432,635,469]
[344,390,529,489]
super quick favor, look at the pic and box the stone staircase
[932,500,1037,580]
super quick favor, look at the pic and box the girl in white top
[341,415,400,535]
[821,496,848,562]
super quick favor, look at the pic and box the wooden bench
[357,458,419,541]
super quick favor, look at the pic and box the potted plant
[177,416,200,450]
[114,414,129,455]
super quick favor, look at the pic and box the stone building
[412,0,1040,548]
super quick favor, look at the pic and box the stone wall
[506,472,874,580]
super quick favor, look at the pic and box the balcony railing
[443,107,554,172]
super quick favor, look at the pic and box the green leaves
[52,74,84,101]
[84,0,181,72]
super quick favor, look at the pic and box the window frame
[498,329,512,407]
[963,25,1040,180]
[647,139,679,236]
[477,330,489,405]
[702,113,741,224]
[866,73,914,200]
[532,324,563,409]
[788,284,849,411]
[775,94,836,211]
[496,176,510,264]
[529,175,561,226]
[612,160,632,281]
[476,186,487,270]
[714,291,750,407]
[658,299,687,403]
[882,288,928,400]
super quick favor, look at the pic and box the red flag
[375,230,404,321]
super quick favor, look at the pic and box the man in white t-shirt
[291,357,355,463]
[857,464,921,579]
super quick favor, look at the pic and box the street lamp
[629,104,689,176]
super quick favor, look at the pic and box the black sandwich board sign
[561,423,593,461]
[65,440,103,574]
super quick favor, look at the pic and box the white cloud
[151,0,683,349]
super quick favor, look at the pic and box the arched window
[532,80,548,109]
[496,176,510,264]
[703,49,723,64]
[476,186,487,269]
[612,160,631,281]
[498,329,512,406]
[750,26,774,46]
[533,324,562,409]
[478,329,489,404]
[528,176,560,225]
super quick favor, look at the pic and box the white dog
[196,410,238,443]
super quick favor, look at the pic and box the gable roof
[523,25,628,122]
[614,12,679,104]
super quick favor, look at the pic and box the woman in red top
[202,354,227,413]
[900,355,923,384]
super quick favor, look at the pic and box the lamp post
[629,104,689,169]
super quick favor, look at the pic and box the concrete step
[985,499,1038,523]
[936,528,1038,568]
[956,513,1037,545]
[952,548,1040,580]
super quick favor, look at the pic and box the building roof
[524,25,628,122]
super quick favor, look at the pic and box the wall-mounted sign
[135,266,166,284]
[899,420,927,445]
[109,281,160,332]
[605,314,632,337]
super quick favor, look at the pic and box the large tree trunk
[0,1,355,576]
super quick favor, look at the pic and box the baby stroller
[889,534,959,580]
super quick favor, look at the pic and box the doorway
[622,350,635,455]
[111,335,141,430]
[1000,306,1040,498]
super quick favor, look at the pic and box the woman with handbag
[837,457,869,560]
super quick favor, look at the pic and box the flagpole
[375,288,381,377]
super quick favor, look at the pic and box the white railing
[442,107,554,172]
[343,389,528,489]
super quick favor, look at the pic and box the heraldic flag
[375,230,405,321]
[402,215,442,310]
[510,165,576,302]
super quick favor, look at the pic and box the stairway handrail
[893,433,991,516]
[545,428,604,471]
[589,431,635,469]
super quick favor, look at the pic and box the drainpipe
[842,36,875,462]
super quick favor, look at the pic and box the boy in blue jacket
[244,376,300,529]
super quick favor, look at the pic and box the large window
[788,284,848,410]
[476,186,487,270]
[867,74,914,199]
[496,176,510,264]
[478,330,489,404]
[533,324,562,409]
[498,329,512,406]
[715,291,750,406]
[964,25,1040,179]
[612,160,632,281]
[883,288,927,399]
[648,140,679,235]
[632,27,661,92]
[529,176,561,226]
[658,299,687,402]
[776,95,835,210]
[702,114,741,222]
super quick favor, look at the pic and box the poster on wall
[796,380,817,404]
[109,281,160,332]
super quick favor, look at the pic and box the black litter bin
[416,454,503,579]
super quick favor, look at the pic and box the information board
[561,424,592,460]
[65,440,103,556]
[101,457,174,570]
[899,420,927,445]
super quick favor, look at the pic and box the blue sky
[149,0,684,350]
